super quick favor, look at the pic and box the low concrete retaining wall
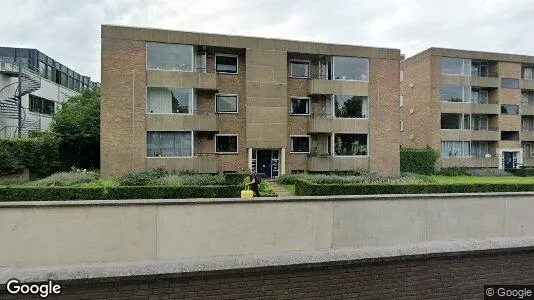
[2,192,534,267]
[1,238,534,299]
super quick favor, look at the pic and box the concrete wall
[3,193,534,268]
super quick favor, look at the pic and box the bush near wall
[295,179,534,196]
[506,168,534,177]
[400,148,439,175]
[0,185,241,202]
[0,134,60,177]
[224,173,248,185]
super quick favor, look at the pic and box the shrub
[117,168,169,186]
[400,148,439,175]
[158,174,225,186]
[507,168,534,177]
[0,149,24,175]
[0,186,106,201]
[0,134,60,177]
[277,174,302,185]
[224,173,248,185]
[27,170,99,186]
[435,167,470,176]
[259,181,277,197]
[106,185,240,199]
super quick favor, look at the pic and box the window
[333,95,368,118]
[216,94,238,113]
[29,95,55,116]
[471,61,489,77]
[501,78,519,89]
[333,134,367,156]
[399,95,404,107]
[39,62,47,78]
[146,87,192,114]
[471,141,489,157]
[441,141,470,158]
[147,43,193,71]
[441,86,471,103]
[523,66,534,80]
[290,97,310,115]
[522,91,534,106]
[471,115,489,131]
[471,88,488,104]
[289,60,309,78]
[441,113,470,130]
[501,104,519,115]
[46,65,54,81]
[332,57,369,81]
[400,120,404,132]
[441,57,471,76]
[215,135,238,153]
[522,116,534,132]
[147,131,193,157]
[215,55,238,74]
[501,131,519,141]
[195,52,206,72]
[291,136,310,153]
[523,143,534,158]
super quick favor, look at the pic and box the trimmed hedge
[295,179,534,196]
[400,148,438,175]
[0,185,241,202]
[506,168,534,177]
[224,173,248,185]
[0,134,60,177]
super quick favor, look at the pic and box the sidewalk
[266,180,292,197]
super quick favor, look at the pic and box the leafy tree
[50,86,100,169]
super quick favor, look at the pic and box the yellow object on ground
[241,186,254,200]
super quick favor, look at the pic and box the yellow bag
[241,185,254,200]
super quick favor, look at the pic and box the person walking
[246,169,261,197]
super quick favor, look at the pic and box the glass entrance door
[252,149,280,178]
[504,152,517,169]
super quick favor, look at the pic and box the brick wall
[3,248,534,299]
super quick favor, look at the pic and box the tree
[50,86,100,169]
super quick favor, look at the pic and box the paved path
[266,180,293,197]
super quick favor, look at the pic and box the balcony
[308,155,369,172]
[146,153,218,173]
[521,105,534,115]
[307,75,368,96]
[440,102,500,114]
[308,115,368,133]
[146,110,218,132]
[520,131,534,141]
[520,79,534,90]
[441,157,498,168]
[441,129,500,141]
[146,68,218,91]
[440,74,499,88]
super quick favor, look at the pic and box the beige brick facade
[401,48,534,169]
[101,25,401,178]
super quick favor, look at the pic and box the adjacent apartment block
[0,47,94,138]
[401,48,534,169]
[101,25,401,178]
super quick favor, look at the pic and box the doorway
[503,151,517,169]
[252,149,279,178]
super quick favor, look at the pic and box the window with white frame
[471,115,489,131]
[441,57,471,76]
[290,97,310,115]
[147,43,193,71]
[523,143,534,158]
[147,131,193,157]
[215,55,238,74]
[471,88,489,104]
[441,113,470,130]
[441,85,471,103]
[332,57,369,81]
[289,61,309,78]
[471,141,489,157]
[334,134,367,156]
[522,116,534,132]
[291,136,310,153]
[146,87,192,114]
[441,141,470,158]
[523,66,534,80]
[333,95,368,118]
[216,94,238,113]
[522,91,534,106]
[215,135,238,153]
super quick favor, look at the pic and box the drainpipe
[17,60,22,138]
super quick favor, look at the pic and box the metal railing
[310,113,368,119]
[471,70,499,78]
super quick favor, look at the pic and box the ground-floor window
[291,136,310,153]
[29,95,55,115]
[441,141,470,157]
[524,143,534,158]
[334,134,367,156]
[471,141,489,157]
[147,131,192,157]
[215,135,238,154]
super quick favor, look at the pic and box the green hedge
[506,168,534,177]
[295,179,534,196]
[400,148,438,175]
[224,173,248,185]
[0,134,60,177]
[0,185,241,202]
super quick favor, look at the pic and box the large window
[522,116,534,132]
[471,88,489,104]
[522,91,534,106]
[441,57,471,76]
[215,135,238,154]
[472,115,489,131]
[29,95,54,116]
[471,61,489,77]
[441,113,470,130]
[501,131,519,141]
[216,94,238,113]
[146,87,192,114]
[147,43,193,71]
[291,136,310,153]
[332,57,369,81]
[441,141,470,158]
[289,61,309,78]
[471,141,489,157]
[334,134,367,156]
[215,55,238,74]
[290,97,310,115]
[147,131,193,157]
[501,104,519,115]
[501,78,519,89]
[523,66,534,80]
[441,86,470,103]
[333,95,368,118]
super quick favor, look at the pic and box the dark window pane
[501,104,519,115]
[334,95,367,118]
[29,95,41,113]
[42,100,55,115]
[501,131,519,141]
[290,61,309,78]
[216,56,238,73]
[501,78,519,89]
[291,137,310,153]
[216,95,238,113]
[216,136,238,153]
[441,86,467,102]
[334,134,367,156]
[290,98,309,114]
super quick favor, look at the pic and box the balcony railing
[471,70,498,78]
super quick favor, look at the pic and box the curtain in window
[524,68,533,80]
[441,141,470,157]
[147,132,192,157]
[471,142,488,157]
[147,87,172,113]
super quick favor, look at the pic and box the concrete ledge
[2,191,534,208]
[2,236,534,283]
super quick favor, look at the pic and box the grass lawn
[429,175,534,184]
[283,184,295,195]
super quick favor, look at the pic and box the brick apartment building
[101,25,401,178]
[401,48,534,169]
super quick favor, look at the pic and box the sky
[2,0,534,82]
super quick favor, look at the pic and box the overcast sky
[2,0,534,82]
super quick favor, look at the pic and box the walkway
[266,180,293,197]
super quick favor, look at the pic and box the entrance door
[252,149,280,178]
[504,152,516,169]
